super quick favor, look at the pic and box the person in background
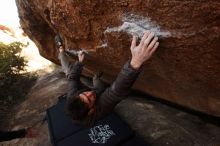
[0,127,38,142]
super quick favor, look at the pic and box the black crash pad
[47,95,148,146]
[121,136,149,146]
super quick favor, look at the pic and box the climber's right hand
[130,31,159,70]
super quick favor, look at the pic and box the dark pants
[0,129,26,142]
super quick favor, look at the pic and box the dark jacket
[66,60,141,125]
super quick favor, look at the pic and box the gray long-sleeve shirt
[60,52,141,125]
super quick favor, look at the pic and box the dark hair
[65,94,90,121]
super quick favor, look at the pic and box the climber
[56,31,159,125]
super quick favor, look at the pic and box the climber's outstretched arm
[96,31,159,119]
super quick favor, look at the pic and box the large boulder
[15,0,220,116]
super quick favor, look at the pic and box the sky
[0,0,53,73]
[0,0,20,28]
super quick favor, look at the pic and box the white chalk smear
[96,43,108,49]
[105,13,208,39]
[105,14,171,38]
[100,13,207,49]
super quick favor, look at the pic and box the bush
[0,41,37,102]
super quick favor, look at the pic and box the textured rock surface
[16,0,220,116]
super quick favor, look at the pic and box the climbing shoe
[55,34,63,48]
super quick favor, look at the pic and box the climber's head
[66,90,97,122]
